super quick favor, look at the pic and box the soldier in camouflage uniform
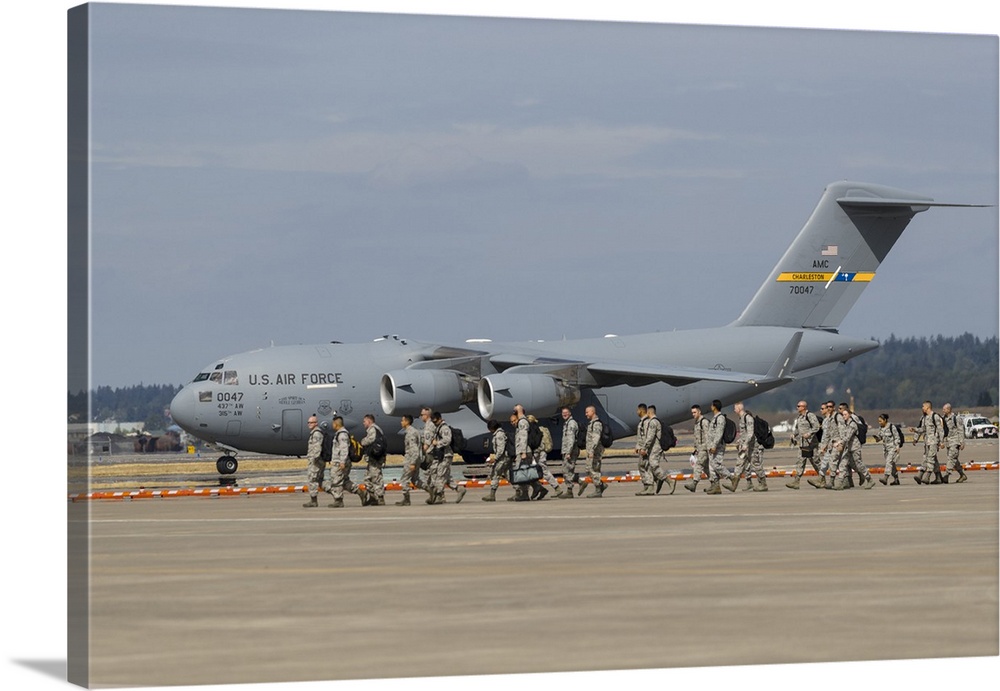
[874,413,904,485]
[909,401,944,485]
[395,415,424,506]
[328,416,366,507]
[729,402,766,492]
[482,419,513,502]
[787,400,821,489]
[832,406,876,490]
[558,406,580,499]
[528,414,562,499]
[705,399,733,495]
[633,403,653,495]
[941,403,968,483]
[640,405,676,495]
[425,411,459,504]
[359,414,387,506]
[807,402,836,489]
[684,404,712,492]
[580,405,608,498]
[302,415,326,508]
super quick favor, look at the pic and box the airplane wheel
[217,456,238,474]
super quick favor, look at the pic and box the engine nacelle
[477,373,580,419]
[380,369,476,416]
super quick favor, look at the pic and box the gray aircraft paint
[168,181,987,473]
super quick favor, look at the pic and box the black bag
[855,415,868,445]
[509,461,542,485]
[338,430,361,463]
[576,425,587,450]
[369,427,386,458]
[526,419,543,451]
[659,424,677,451]
[753,415,775,449]
[450,427,466,453]
[893,423,904,448]
[721,415,737,444]
[599,420,613,448]
[319,431,333,462]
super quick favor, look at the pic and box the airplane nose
[169,386,199,433]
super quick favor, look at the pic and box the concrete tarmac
[71,464,998,688]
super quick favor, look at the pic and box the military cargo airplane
[169,181,986,474]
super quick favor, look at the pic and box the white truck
[959,414,999,439]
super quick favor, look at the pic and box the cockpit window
[193,373,211,382]
[209,371,222,384]
[224,370,239,385]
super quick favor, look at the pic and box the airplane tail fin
[731,181,972,330]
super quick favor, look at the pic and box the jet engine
[477,373,580,419]
[380,369,477,416]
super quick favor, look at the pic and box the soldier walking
[873,414,904,485]
[395,415,424,505]
[580,405,608,498]
[641,405,677,494]
[729,402,766,492]
[832,404,876,490]
[328,416,366,507]
[787,400,821,489]
[684,404,712,492]
[808,401,837,489]
[482,419,514,502]
[909,401,944,485]
[558,406,580,499]
[941,403,968,483]
[359,414,387,506]
[302,415,327,508]
[706,399,733,494]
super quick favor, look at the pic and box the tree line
[754,333,998,413]
[68,333,997,430]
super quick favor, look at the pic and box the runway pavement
[70,460,998,688]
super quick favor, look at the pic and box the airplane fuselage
[168,326,876,460]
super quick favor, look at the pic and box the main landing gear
[216,455,238,474]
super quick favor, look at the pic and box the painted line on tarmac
[69,462,997,502]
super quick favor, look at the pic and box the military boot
[662,477,678,495]
[329,497,344,508]
[635,484,654,496]
[376,495,386,505]
[551,485,567,498]
[482,488,497,502]
[879,475,888,485]
[535,486,549,501]
[302,496,318,508]
[956,472,969,483]
[807,476,826,489]
[832,478,845,491]
[559,486,575,499]
[577,482,589,497]
[455,485,467,503]
[588,481,607,498]
[357,488,370,506]
[705,480,722,495]
[395,493,411,506]
[914,473,924,485]
[862,475,876,489]
[425,489,438,504]
[724,476,740,492]
[754,477,768,492]
[684,479,699,493]
[940,473,950,484]
[785,475,801,489]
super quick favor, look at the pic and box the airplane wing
[491,332,803,388]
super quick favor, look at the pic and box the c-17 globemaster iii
[169,181,987,474]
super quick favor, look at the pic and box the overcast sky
[78,3,998,389]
